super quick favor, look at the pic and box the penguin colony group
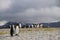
[9,23,43,36]
[10,24,20,36]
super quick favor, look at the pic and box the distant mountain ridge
[0,21,60,28]
[0,22,19,28]
[41,21,60,28]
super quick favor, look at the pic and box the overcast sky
[0,0,60,23]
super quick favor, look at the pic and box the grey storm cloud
[0,0,60,23]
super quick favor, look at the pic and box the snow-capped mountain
[0,20,8,26]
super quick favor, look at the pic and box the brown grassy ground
[0,28,60,34]
[0,28,60,40]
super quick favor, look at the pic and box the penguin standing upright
[10,25,14,36]
[15,24,20,36]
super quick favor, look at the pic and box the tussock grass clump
[0,29,10,35]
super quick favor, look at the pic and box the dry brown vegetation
[0,28,60,40]
[0,28,60,34]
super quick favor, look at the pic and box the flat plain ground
[0,28,60,40]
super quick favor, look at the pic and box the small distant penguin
[10,25,14,36]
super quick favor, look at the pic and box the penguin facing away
[10,25,14,36]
